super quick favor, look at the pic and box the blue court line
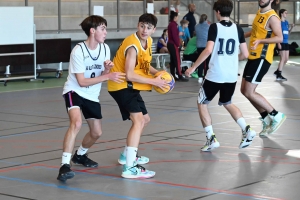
[27,166,274,200]
[0,175,142,200]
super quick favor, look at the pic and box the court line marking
[0,164,285,200]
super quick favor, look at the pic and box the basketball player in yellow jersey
[241,0,286,137]
[107,13,168,179]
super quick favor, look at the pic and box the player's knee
[70,120,82,133]
[90,130,102,139]
[134,117,147,129]
[144,116,150,127]
[241,88,251,98]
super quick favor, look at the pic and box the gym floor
[0,57,300,200]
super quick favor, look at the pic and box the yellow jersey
[248,9,279,63]
[107,33,153,91]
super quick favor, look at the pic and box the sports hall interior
[0,0,300,199]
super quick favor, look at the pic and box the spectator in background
[179,19,191,47]
[157,29,169,53]
[195,14,210,83]
[182,32,199,78]
[183,3,196,38]
[167,11,189,82]
[274,8,295,81]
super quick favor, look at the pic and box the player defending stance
[57,15,125,182]
[185,0,256,151]
[107,13,168,178]
[241,0,285,137]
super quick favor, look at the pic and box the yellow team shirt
[248,9,279,63]
[107,33,153,91]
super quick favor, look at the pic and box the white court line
[285,150,300,158]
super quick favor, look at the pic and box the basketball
[153,71,175,94]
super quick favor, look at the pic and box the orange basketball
[153,71,175,94]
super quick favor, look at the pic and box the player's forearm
[126,72,154,85]
[149,66,159,75]
[77,75,109,87]
[191,48,211,71]
[244,31,251,38]
[261,35,283,44]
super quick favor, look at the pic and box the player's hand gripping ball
[153,71,175,94]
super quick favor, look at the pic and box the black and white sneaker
[71,150,98,167]
[276,74,287,81]
[201,134,220,152]
[273,70,279,76]
[239,125,256,149]
[57,164,75,182]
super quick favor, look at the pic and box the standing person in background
[183,3,196,38]
[241,0,285,137]
[57,15,125,182]
[182,32,199,78]
[195,14,210,83]
[167,11,189,82]
[157,29,169,53]
[178,19,191,47]
[185,0,256,151]
[274,9,295,81]
[108,13,168,179]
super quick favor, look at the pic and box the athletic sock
[61,152,72,166]
[260,111,268,119]
[236,117,247,132]
[126,147,138,167]
[204,125,213,139]
[77,145,88,155]
[269,109,278,116]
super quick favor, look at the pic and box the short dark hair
[138,13,157,28]
[80,15,107,36]
[213,0,233,17]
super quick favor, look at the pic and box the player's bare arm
[238,42,249,60]
[251,16,283,49]
[76,70,125,87]
[244,31,252,38]
[125,46,167,88]
[185,41,213,77]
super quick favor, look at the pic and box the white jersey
[206,22,240,83]
[63,42,110,102]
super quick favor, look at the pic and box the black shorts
[198,79,236,105]
[63,91,102,119]
[278,43,289,51]
[108,88,148,121]
[243,59,271,84]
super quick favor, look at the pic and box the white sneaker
[198,77,203,83]
[121,163,155,179]
[201,134,220,152]
[268,112,286,134]
[239,125,256,149]
[259,117,271,137]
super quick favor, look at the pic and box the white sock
[61,152,72,165]
[204,125,213,139]
[77,145,88,155]
[237,117,247,131]
[122,146,127,156]
[126,146,138,167]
